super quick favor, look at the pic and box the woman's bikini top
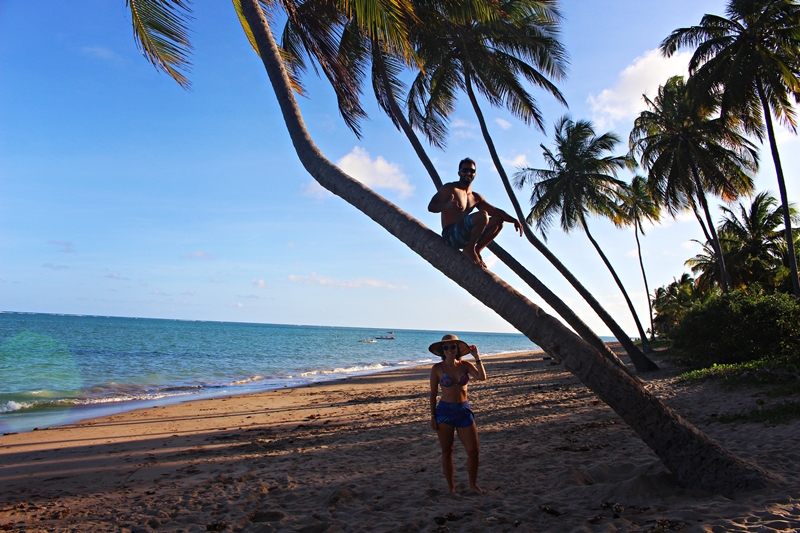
[441,371,469,388]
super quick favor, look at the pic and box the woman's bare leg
[457,424,483,494]
[436,423,457,494]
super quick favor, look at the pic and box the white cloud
[105,273,129,280]
[495,118,512,130]
[287,271,408,290]
[48,240,75,253]
[625,249,640,258]
[451,118,477,139]
[151,289,169,296]
[505,153,531,169]
[82,46,117,60]
[252,279,268,288]
[681,240,699,249]
[588,49,692,129]
[302,180,334,200]
[336,147,415,199]
[183,289,195,296]
[183,251,212,259]
[42,263,68,270]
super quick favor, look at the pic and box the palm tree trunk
[757,80,800,296]
[463,74,658,366]
[635,226,655,341]
[693,176,731,293]
[580,213,652,350]
[238,0,773,493]
[372,51,629,372]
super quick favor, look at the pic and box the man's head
[458,158,476,184]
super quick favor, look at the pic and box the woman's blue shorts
[435,400,475,428]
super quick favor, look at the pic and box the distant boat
[375,331,395,340]
[359,338,377,343]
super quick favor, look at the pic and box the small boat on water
[375,331,395,340]
[359,338,377,343]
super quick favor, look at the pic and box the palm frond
[127,0,193,89]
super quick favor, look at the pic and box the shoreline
[0,350,527,436]
[1,349,798,532]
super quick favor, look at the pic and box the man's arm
[428,185,460,213]
[475,195,523,236]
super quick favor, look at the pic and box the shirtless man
[428,158,522,268]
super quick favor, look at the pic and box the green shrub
[668,289,800,368]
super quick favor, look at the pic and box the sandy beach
[1,349,799,532]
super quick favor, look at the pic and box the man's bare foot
[475,250,487,268]
[447,486,457,495]
[463,248,486,268]
[469,485,484,495]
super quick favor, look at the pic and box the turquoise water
[0,312,538,433]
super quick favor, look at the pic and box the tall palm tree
[332,23,627,368]
[629,76,757,293]
[661,0,800,295]
[408,0,658,370]
[719,192,798,289]
[614,176,661,340]
[516,116,654,352]
[122,0,773,494]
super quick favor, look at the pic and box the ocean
[0,312,538,434]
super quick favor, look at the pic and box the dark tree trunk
[757,80,800,296]
[580,214,652,351]
[634,227,656,340]
[464,75,658,366]
[239,0,773,493]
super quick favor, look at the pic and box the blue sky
[2,1,798,336]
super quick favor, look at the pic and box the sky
[1,1,799,336]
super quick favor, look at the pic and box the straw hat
[428,334,470,358]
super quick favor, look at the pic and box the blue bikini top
[441,371,469,388]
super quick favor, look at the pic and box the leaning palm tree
[408,0,658,370]
[661,0,800,295]
[614,176,661,340]
[516,116,654,353]
[122,0,774,494]
[629,76,758,293]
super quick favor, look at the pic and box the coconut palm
[123,0,772,493]
[614,176,661,340]
[295,3,629,369]
[516,116,655,353]
[719,192,798,289]
[629,76,757,293]
[407,0,657,370]
[661,0,800,295]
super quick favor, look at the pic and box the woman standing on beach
[429,334,487,494]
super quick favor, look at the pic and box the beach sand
[1,349,799,532]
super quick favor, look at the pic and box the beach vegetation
[515,116,657,356]
[715,400,800,426]
[661,0,800,296]
[668,289,800,368]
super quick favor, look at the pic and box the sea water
[0,312,538,433]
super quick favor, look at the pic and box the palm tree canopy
[515,116,630,237]
[719,191,799,288]
[614,175,660,234]
[408,0,568,148]
[660,0,800,135]
[629,76,757,216]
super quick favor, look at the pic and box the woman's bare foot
[469,485,484,494]
[447,485,457,495]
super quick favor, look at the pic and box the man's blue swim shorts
[435,400,475,428]
[442,216,475,249]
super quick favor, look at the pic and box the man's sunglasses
[459,168,476,174]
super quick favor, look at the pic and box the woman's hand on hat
[469,345,479,358]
